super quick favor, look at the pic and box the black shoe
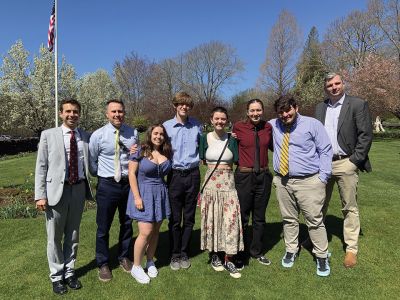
[255,255,272,266]
[52,280,68,295]
[233,257,245,271]
[65,276,82,290]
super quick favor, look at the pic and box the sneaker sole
[256,259,272,266]
[170,264,181,271]
[317,269,331,277]
[98,275,112,282]
[212,265,225,272]
[147,270,158,278]
[180,264,191,269]
[282,260,294,268]
[229,272,242,279]
[132,275,150,284]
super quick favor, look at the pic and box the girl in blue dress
[127,124,172,284]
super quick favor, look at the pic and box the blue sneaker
[316,257,330,277]
[282,252,297,268]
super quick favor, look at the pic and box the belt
[172,167,198,177]
[332,154,349,161]
[237,166,268,173]
[103,176,129,184]
[276,173,317,179]
[64,179,84,185]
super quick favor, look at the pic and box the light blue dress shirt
[269,114,333,183]
[89,122,138,178]
[163,116,202,170]
[325,94,347,155]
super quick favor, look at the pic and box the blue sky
[1,0,368,99]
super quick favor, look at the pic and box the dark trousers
[234,170,272,258]
[167,168,200,259]
[95,177,133,267]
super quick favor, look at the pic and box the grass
[0,141,399,299]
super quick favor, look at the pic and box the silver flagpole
[54,0,58,127]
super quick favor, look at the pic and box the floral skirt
[200,169,244,255]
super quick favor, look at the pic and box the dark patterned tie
[254,125,260,173]
[68,130,78,184]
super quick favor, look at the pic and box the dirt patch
[0,188,34,207]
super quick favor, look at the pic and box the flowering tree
[344,54,400,119]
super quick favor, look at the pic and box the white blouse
[205,132,233,165]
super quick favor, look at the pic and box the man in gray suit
[315,72,373,268]
[35,99,93,295]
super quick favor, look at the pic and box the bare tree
[179,41,244,106]
[368,0,400,62]
[113,52,153,118]
[322,10,382,69]
[258,10,301,96]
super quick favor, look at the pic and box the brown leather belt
[332,155,349,161]
[237,166,268,173]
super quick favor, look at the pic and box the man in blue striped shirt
[269,95,333,277]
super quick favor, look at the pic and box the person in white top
[199,106,244,279]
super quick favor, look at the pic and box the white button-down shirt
[324,94,347,156]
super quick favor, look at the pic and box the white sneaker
[146,260,158,278]
[130,266,150,284]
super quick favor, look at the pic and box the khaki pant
[273,174,328,258]
[324,158,359,254]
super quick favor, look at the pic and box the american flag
[47,1,55,52]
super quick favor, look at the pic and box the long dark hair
[141,124,172,160]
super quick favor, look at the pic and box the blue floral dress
[126,152,172,222]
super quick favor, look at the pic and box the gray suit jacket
[35,127,93,206]
[315,95,373,172]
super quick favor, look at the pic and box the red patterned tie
[68,130,79,184]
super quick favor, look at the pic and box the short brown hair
[172,91,194,108]
[60,99,81,113]
[274,95,298,112]
[106,99,125,110]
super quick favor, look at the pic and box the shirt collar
[277,113,301,132]
[61,124,77,134]
[172,116,194,127]
[244,119,266,129]
[328,93,345,108]
[107,122,125,133]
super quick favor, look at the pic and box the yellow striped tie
[279,127,290,176]
[114,129,121,182]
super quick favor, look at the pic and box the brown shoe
[98,264,113,282]
[344,252,357,268]
[119,257,133,273]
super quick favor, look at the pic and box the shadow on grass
[154,228,202,268]
[76,244,123,278]
[262,214,347,255]
[76,228,203,276]
[76,214,347,277]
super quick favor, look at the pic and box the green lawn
[0,140,399,299]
